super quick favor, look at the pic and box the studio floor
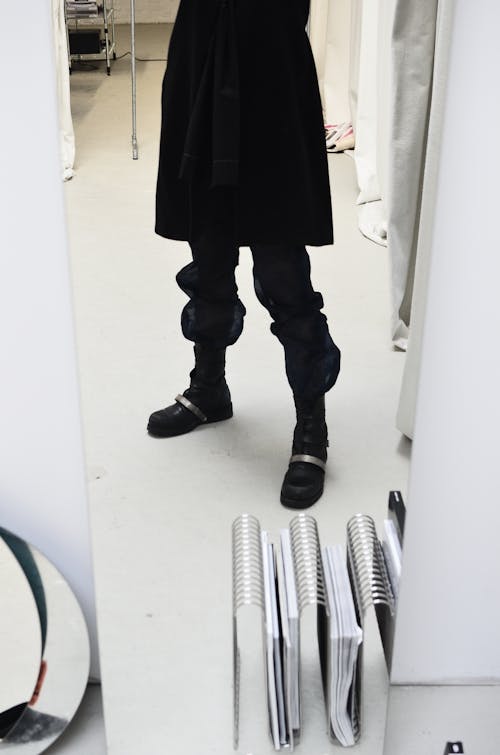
[59,23,410,755]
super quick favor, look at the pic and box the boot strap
[289,454,326,472]
[175,394,207,423]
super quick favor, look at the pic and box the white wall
[113,0,179,24]
[391,0,500,684]
[0,2,99,677]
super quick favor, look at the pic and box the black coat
[155,0,333,247]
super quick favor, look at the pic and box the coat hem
[155,225,334,247]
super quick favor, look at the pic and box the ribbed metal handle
[232,514,265,750]
[289,513,325,613]
[232,513,264,614]
[346,514,394,618]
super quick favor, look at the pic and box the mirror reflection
[56,0,428,751]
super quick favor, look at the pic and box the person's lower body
[147,240,341,508]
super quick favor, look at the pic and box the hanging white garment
[309,0,390,248]
[309,0,352,126]
[350,0,389,248]
[386,0,442,349]
[395,0,454,438]
[51,0,75,181]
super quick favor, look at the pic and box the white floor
[64,24,410,755]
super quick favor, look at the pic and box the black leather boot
[280,395,328,509]
[147,344,233,437]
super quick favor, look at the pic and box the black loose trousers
[177,243,341,400]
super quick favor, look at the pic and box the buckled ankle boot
[147,344,233,437]
[280,395,328,509]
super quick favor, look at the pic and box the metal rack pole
[131,0,138,158]
[103,0,111,75]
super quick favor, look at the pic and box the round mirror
[0,538,42,740]
[0,529,90,753]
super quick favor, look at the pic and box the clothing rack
[131,0,138,158]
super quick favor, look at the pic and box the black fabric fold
[178,0,240,188]
[156,0,334,246]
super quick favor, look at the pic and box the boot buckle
[289,454,326,472]
[175,394,208,423]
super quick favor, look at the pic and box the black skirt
[155,0,333,247]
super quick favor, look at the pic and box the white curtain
[51,0,75,180]
[308,0,441,344]
[309,0,454,435]
[395,0,454,437]
[387,0,443,349]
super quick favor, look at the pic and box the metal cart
[65,0,116,75]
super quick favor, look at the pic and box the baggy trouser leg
[250,243,340,399]
[176,240,245,348]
